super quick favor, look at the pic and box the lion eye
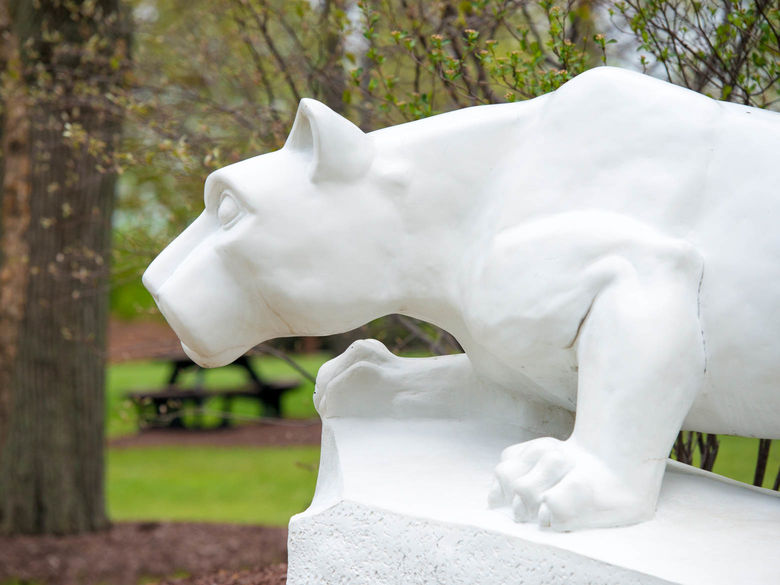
[217,193,240,227]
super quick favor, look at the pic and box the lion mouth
[152,293,245,368]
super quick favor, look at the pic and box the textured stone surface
[289,502,673,585]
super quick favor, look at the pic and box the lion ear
[284,98,374,183]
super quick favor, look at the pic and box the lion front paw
[314,339,399,416]
[488,437,655,531]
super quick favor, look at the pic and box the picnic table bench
[125,354,301,429]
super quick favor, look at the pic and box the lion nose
[143,249,173,300]
[141,266,161,301]
[142,212,212,300]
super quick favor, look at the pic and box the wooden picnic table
[125,354,301,429]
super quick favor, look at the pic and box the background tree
[613,0,779,108]
[0,0,130,534]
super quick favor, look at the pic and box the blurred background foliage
[111,0,779,324]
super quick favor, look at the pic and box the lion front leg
[490,239,705,530]
[314,339,485,419]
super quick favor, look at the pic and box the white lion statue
[144,67,780,531]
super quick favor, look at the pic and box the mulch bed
[108,318,184,363]
[108,419,322,449]
[156,563,288,585]
[0,522,288,585]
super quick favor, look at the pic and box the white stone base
[288,418,780,585]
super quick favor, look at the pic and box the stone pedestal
[288,416,780,585]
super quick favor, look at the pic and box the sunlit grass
[702,435,779,490]
[107,446,320,526]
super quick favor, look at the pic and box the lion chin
[181,342,246,369]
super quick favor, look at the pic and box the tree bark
[0,0,127,535]
[0,0,31,462]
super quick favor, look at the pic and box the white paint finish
[145,66,780,530]
[288,414,779,585]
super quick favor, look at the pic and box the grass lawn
[105,354,328,525]
[707,435,779,489]
[107,445,320,525]
[104,435,776,527]
[104,355,778,528]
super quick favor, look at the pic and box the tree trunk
[0,0,127,535]
[0,0,30,457]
